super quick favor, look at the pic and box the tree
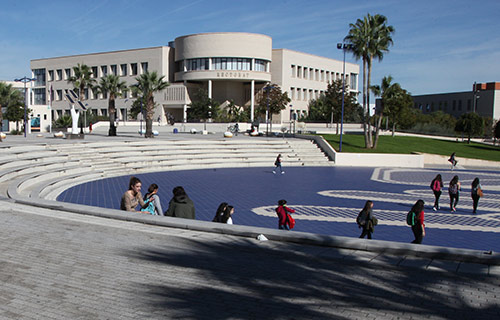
[455,112,484,143]
[306,79,361,128]
[67,63,96,133]
[384,85,413,136]
[68,63,96,102]
[256,84,291,133]
[130,71,169,138]
[5,102,30,131]
[345,13,395,148]
[187,89,220,122]
[494,120,500,145]
[96,74,128,136]
[0,82,24,138]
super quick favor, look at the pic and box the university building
[410,82,500,120]
[24,32,358,132]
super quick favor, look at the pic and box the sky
[1,0,499,95]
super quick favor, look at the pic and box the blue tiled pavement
[58,166,500,252]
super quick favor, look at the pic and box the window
[290,87,295,100]
[111,65,117,76]
[101,109,107,117]
[65,68,71,80]
[297,88,301,100]
[120,64,127,76]
[102,90,107,99]
[84,88,89,100]
[130,63,138,75]
[303,67,308,79]
[350,74,358,90]
[321,70,325,82]
[452,100,456,111]
[467,99,471,111]
[254,59,266,72]
[291,65,296,78]
[458,100,462,111]
[101,65,108,76]
[33,69,46,86]
[141,62,148,73]
[303,88,307,101]
[48,70,54,82]
[56,90,63,101]
[187,58,210,71]
[92,88,98,100]
[91,66,98,78]
[315,69,319,81]
[33,88,46,105]
[297,66,302,78]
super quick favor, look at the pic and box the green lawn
[321,134,500,162]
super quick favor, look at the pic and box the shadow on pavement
[125,237,500,319]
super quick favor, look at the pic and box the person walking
[448,175,461,212]
[430,174,444,211]
[120,176,149,213]
[357,200,377,239]
[275,199,295,230]
[448,152,458,170]
[471,177,483,214]
[142,183,163,215]
[273,154,284,174]
[164,186,195,219]
[410,199,425,244]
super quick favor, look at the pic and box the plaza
[1,127,499,319]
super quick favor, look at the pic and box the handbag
[478,187,484,197]
[141,198,156,215]
[286,213,296,229]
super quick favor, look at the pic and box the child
[275,199,295,230]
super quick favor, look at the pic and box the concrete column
[208,80,212,99]
[250,80,255,122]
[183,104,187,123]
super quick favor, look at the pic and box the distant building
[26,32,358,132]
[411,82,500,120]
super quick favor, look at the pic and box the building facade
[411,82,500,120]
[28,32,359,132]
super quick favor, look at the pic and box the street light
[337,43,353,152]
[14,76,37,138]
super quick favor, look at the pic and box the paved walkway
[1,201,499,319]
[59,165,500,253]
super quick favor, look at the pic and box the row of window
[290,87,325,101]
[45,87,136,104]
[41,62,149,84]
[416,99,473,113]
[180,57,268,72]
[291,65,358,90]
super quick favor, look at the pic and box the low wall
[334,152,424,168]
[420,153,499,168]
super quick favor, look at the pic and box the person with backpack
[142,183,163,215]
[430,174,444,211]
[273,154,284,174]
[275,199,295,230]
[448,175,461,212]
[471,177,483,214]
[356,200,377,239]
[408,199,425,244]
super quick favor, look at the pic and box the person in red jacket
[430,174,444,211]
[275,199,295,230]
[410,199,425,244]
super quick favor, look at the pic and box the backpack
[406,211,418,226]
[141,198,156,215]
[449,183,458,194]
[356,210,367,226]
[430,179,439,191]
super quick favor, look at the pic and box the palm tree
[0,82,23,140]
[345,13,395,148]
[371,75,394,148]
[68,63,96,102]
[130,71,169,138]
[96,74,128,136]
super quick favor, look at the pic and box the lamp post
[140,97,143,135]
[289,105,293,134]
[14,76,37,138]
[337,43,353,152]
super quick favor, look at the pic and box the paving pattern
[58,166,500,252]
[1,202,499,320]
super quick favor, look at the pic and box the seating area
[0,137,332,203]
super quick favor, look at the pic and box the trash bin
[173,128,178,134]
